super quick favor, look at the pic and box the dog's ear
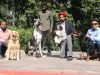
[16,31,19,39]
[9,31,13,39]
[8,31,12,39]
[5,31,12,43]
[8,34,11,40]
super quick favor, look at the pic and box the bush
[73,37,80,51]
[7,26,80,51]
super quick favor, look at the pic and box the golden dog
[5,31,20,60]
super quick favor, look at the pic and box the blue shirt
[86,27,100,42]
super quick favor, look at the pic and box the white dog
[54,25,63,51]
[33,18,43,57]
[54,25,63,44]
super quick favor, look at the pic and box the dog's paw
[5,58,9,60]
[35,53,42,58]
[41,55,46,58]
[17,58,20,61]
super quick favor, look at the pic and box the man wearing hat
[55,12,73,61]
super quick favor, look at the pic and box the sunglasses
[91,23,98,25]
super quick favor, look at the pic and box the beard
[60,19,65,23]
[42,9,47,13]
[1,27,7,32]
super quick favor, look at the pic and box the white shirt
[61,21,67,41]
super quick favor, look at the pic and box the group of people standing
[38,2,74,61]
[39,2,100,61]
[0,2,100,61]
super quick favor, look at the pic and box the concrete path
[0,50,100,75]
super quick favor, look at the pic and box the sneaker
[47,52,51,56]
[0,55,4,59]
[67,56,73,61]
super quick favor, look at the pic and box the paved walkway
[0,51,100,75]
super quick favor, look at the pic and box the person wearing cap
[55,11,73,61]
[0,20,11,59]
[38,2,53,56]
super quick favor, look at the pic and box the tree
[70,0,100,32]
[0,0,100,29]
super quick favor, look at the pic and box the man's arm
[93,32,100,41]
[0,39,5,42]
[68,21,74,35]
[86,30,94,41]
[50,11,53,32]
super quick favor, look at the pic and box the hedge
[8,26,80,51]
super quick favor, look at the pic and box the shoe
[0,55,4,59]
[47,52,51,56]
[67,56,73,61]
[60,56,65,58]
[80,57,84,60]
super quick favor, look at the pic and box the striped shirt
[0,28,11,42]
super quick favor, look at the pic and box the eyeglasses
[91,23,98,25]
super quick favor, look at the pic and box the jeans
[60,40,67,58]
[60,35,73,58]
[0,42,7,57]
[41,30,51,54]
[87,40,100,56]
[95,41,100,56]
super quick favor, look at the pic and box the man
[0,20,11,58]
[55,12,73,61]
[38,2,53,56]
[86,19,100,60]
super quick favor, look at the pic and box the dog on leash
[74,31,96,61]
[5,31,20,60]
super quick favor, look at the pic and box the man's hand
[5,39,9,44]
